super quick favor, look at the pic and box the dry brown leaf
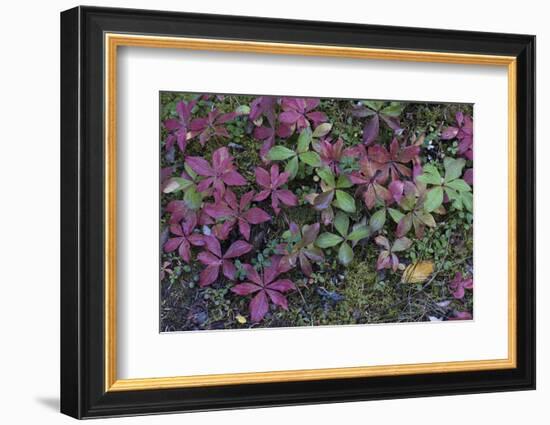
[401,261,435,284]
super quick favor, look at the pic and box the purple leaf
[222,170,247,186]
[185,156,214,177]
[199,264,220,287]
[441,126,459,140]
[222,260,237,280]
[231,282,261,295]
[250,291,269,322]
[197,251,221,266]
[362,114,380,145]
[266,289,288,310]
[243,207,271,224]
[275,189,298,207]
[223,240,253,259]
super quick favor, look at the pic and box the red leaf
[199,264,220,287]
[164,237,184,253]
[272,189,298,207]
[254,189,271,202]
[398,145,420,163]
[299,253,313,277]
[389,180,404,203]
[231,282,261,295]
[267,279,295,292]
[202,235,222,257]
[250,291,269,322]
[222,170,247,186]
[222,260,237,280]
[223,240,253,259]
[441,126,459,140]
[185,156,214,176]
[197,251,221,266]
[266,289,288,310]
[203,202,235,219]
[238,219,251,241]
[263,259,281,285]
[178,239,191,263]
[362,114,379,145]
[239,191,255,211]
[187,234,205,247]
[212,146,231,171]
[243,207,271,224]
[306,111,327,126]
[302,222,320,245]
[213,220,235,241]
[254,167,271,188]
[368,144,391,163]
[243,264,262,285]
[279,111,302,124]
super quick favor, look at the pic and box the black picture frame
[61,5,536,419]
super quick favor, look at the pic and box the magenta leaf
[223,240,253,259]
[250,291,269,322]
[362,114,380,145]
[185,157,214,177]
[185,147,245,198]
[163,99,196,153]
[253,165,298,214]
[188,108,236,146]
[243,207,271,224]
[199,264,220,287]
[231,258,296,322]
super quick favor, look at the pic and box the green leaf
[299,151,321,167]
[416,163,442,185]
[334,190,356,213]
[362,100,385,111]
[184,162,197,180]
[184,187,203,210]
[162,177,194,194]
[380,102,405,117]
[317,167,335,188]
[316,232,344,248]
[451,196,464,211]
[338,242,354,265]
[424,187,444,212]
[416,212,436,228]
[444,157,466,183]
[461,191,473,212]
[336,174,353,189]
[388,208,405,223]
[399,194,416,212]
[334,212,350,238]
[235,105,251,115]
[446,178,471,192]
[297,127,313,153]
[369,209,386,232]
[268,145,296,161]
[347,225,370,241]
[392,237,412,252]
[312,122,332,138]
[285,156,299,180]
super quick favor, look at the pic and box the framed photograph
[60,6,535,419]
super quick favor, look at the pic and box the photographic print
[160,93,474,331]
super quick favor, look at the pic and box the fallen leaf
[235,314,247,324]
[401,261,435,283]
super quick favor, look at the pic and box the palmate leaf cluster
[160,93,474,328]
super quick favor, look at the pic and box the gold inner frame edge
[104,33,518,392]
